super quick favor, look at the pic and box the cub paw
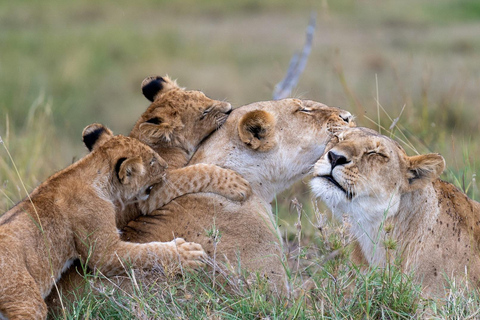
[223,171,252,202]
[170,238,206,269]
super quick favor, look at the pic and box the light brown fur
[310,127,480,296]
[47,76,250,311]
[122,99,355,294]
[0,126,208,320]
[119,75,244,228]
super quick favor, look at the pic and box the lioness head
[129,76,232,155]
[83,123,167,202]
[311,127,445,221]
[191,99,355,201]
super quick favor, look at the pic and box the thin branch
[273,13,316,100]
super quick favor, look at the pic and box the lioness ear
[82,123,114,152]
[116,156,145,185]
[238,110,276,151]
[406,153,445,189]
[141,75,179,102]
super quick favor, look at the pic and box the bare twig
[273,13,316,100]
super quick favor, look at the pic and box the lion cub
[311,127,480,295]
[0,124,248,320]
[111,75,242,228]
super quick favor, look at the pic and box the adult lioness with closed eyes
[311,127,480,295]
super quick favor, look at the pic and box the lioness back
[310,127,480,295]
[0,124,205,320]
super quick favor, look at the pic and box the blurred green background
[1,0,480,213]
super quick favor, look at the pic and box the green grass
[43,203,479,319]
[2,0,480,318]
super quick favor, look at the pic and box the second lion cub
[0,124,249,320]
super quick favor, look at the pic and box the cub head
[310,127,445,219]
[190,99,355,201]
[130,75,232,154]
[83,123,168,201]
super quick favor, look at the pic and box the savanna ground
[1,0,480,318]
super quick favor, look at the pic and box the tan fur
[130,75,232,169]
[0,126,208,320]
[310,127,480,296]
[120,75,244,227]
[47,76,250,311]
[121,99,355,295]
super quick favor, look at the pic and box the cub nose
[328,151,349,169]
[339,112,353,124]
[222,102,232,114]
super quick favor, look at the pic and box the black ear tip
[83,126,106,151]
[142,76,166,102]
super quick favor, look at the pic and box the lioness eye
[299,107,313,113]
[146,117,162,125]
[366,150,388,158]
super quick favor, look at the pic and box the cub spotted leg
[142,164,251,212]
[81,238,205,276]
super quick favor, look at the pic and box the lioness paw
[170,238,206,268]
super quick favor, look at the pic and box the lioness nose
[328,151,349,169]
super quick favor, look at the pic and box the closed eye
[299,107,314,114]
[366,150,388,158]
[201,107,214,119]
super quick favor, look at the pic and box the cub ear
[82,123,114,152]
[238,110,276,152]
[141,75,179,102]
[115,156,145,185]
[406,153,445,189]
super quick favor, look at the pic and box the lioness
[310,127,480,295]
[122,99,355,293]
[0,125,210,320]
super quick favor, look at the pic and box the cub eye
[145,117,162,125]
[201,107,213,119]
[149,158,156,166]
[146,185,154,195]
